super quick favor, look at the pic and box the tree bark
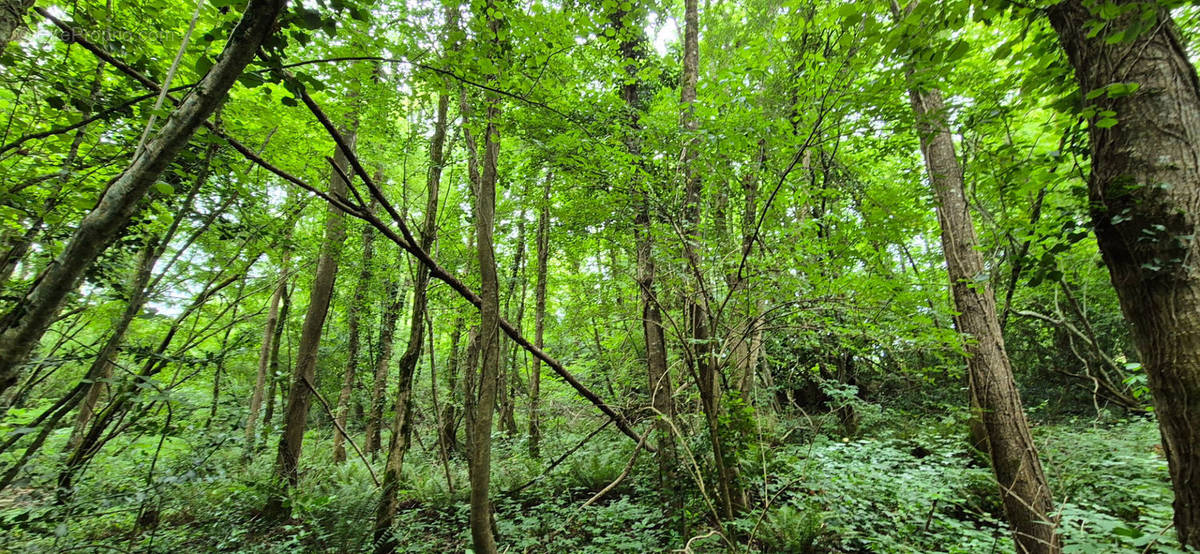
[0,0,285,397]
[439,316,464,455]
[907,84,1060,553]
[58,267,249,502]
[66,238,159,452]
[678,0,737,520]
[0,0,33,57]
[68,137,217,449]
[1048,2,1200,546]
[375,91,449,552]
[261,285,290,443]
[264,129,354,520]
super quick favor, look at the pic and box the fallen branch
[580,427,648,509]
[300,375,380,487]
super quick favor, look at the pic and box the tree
[1048,1,1200,546]
[264,128,355,520]
[375,90,450,550]
[0,0,286,396]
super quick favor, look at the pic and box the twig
[504,419,611,496]
[299,375,380,487]
[579,427,648,509]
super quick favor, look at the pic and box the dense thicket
[0,0,1196,552]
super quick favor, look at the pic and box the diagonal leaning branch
[32,10,648,450]
[287,77,652,452]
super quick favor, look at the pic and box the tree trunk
[439,316,464,455]
[63,236,156,452]
[907,84,1060,553]
[69,138,217,449]
[529,171,551,458]
[365,275,404,455]
[58,268,248,502]
[264,129,354,520]
[1048,2,1200,546]
[246,252,288,451]
[335,198,378,463]
[0,0,285,396]
[262,282,290,443]
[375,91,449,551]
[0,0,33,57]
[678,0,737,520]
[611,2,678,503]
[465,3,504,546]
[208,279,245,429]
[498,208,526,436]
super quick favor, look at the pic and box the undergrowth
[0,409,1182,553]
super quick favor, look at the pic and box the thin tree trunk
[264,129,355,520]
[906,83,1060,553]
[611,1,678,504]
[529,171,552,458]
[208,279,245,429]
[66,237,159,452]
[498,209,526,436]
[365,275,403,455]
[1049,2,1200,546]
[261,286,290,443]
[58,268,248,502]
[375,91,449,551]
[439,317,464,455]
[0,0,285,396]
[335,198,378,463]
[1,60,104,296]
[246,253,289,451]
[465,3,504,546]
[68,138,216,449]
[678,0,737,520]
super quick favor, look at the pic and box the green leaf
[153,182,174,195]
[239,72,266,88]
[1095,118,1118,129]
[194,56,215,76]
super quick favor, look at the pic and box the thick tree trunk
[375,92,449,552]
[0,0,285,396]
[335,198,378,463]
[0,0,33,56]
[264,130,354,520]
[529,172,551,458]
[1049,2,1200,546]
[907,85,1060,553]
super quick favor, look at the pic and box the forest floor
[0,407,1176,553]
